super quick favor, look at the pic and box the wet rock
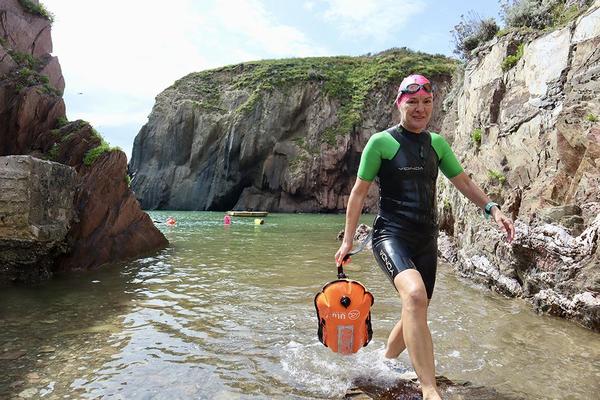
[348,376,523,399]
[0,350,26,360]
[337,223,372,245]
[25,372,40,383]
[38,346,55,353]
[537,205,585,235]
[53,143,169,272]
[17,387,38,399]
[439,214,600,331]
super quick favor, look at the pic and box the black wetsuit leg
[371,215,438,299]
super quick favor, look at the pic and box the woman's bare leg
[393,269,441,400]
[385,298,431,359]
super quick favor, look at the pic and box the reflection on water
[0,212,599,399]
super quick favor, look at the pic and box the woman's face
[398,93,433,133]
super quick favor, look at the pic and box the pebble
[26,373,40,383]
[18,388,38,398]
[39,346,56,353]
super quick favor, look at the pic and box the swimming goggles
[399,82,434,94]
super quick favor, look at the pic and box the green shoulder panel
[430,132,464,179]
[357,131,399,181]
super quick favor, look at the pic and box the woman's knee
[400,287,428,312]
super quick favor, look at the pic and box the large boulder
[0,155,77,283]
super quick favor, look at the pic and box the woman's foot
[422,386,442,400]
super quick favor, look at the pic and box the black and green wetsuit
[358,125,463,298]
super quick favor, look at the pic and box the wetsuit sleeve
[430,132,464,179]
[357,134,383,182]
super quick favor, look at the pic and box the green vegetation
[178,48,455,145]
[47,143,59,160]
[18,0,54,22]
[585,113,598,122]
[502,43,524,72]
[499,0,593,31]
[443,199,452,211]
[10,65,59,96]
[550,2,582,28]
[6,50,58,95]
[452,12,499,60]
[8,50,39,70]
[471,128,482,146]
[125,174,132,186]
[495,28,511,38]
[83,129,119,166]
[487,169,506,185]
[56,116,68,128]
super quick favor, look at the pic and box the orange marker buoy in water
[166,216,176,226]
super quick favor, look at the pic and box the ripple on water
[2,212,600,399]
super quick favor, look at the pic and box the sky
[43,0,503,160]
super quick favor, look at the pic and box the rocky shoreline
[0,0,167,284]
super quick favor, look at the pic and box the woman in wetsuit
[335,74,515,400]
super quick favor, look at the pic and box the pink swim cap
[395,74,433,106]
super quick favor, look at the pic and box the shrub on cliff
[451,12,499,60]
[176,48,456,145]
[83,129,121,166]
[18,0,54,22]
[502,42,525,71]
[500,0,594,30]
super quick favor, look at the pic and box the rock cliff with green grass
[437,0,600,331]
[0,0,167,283]
[129,50,456,212]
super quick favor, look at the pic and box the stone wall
[0,155,76,283]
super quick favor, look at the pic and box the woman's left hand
[492,208,515,243]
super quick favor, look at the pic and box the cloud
[318,0,425,40]
[209,0,329,58]
[42,0,332,159]
[304,1,316,11]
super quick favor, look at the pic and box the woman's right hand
[335,241,353,266]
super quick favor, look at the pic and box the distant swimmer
[254,218,264,225]
[166,216,176,226]
[224,215,231,225]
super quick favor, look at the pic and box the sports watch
[484,201,500,220]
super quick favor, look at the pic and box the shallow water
[0,212,598,399]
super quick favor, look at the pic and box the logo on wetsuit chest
[397,166,423,171]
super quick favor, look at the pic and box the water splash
[280,340,412,398]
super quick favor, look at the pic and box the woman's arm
[449,172,515,242]
[335,178,372,265]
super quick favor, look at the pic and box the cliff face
[0,0,167,282]
[130,51,455,212]
[437,1,600,330]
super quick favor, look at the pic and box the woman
[335,74,515,400]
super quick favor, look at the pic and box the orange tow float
[314,233,374,355]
